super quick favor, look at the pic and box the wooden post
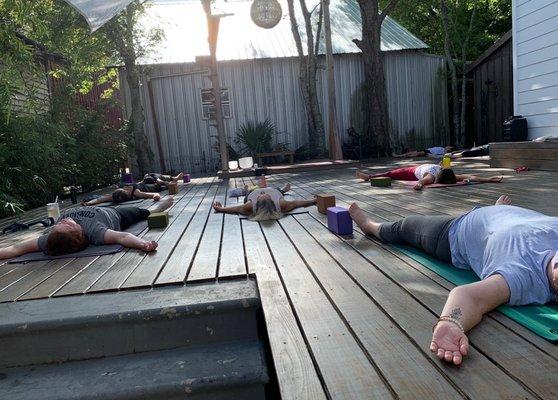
[323,0,343,160]
[202,0,229,171]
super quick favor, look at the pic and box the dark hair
[436,168,457,184]
[142,174,157,184]
[46,229,89,255]
[112,189,131,203]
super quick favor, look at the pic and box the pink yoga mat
[399,180,484,189]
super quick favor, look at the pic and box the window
[200,88,232,120]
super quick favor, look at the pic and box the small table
[256,151,295,166]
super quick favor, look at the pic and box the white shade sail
[62,0,137,32]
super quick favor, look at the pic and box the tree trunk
[125,63,152,175]
[439,0,461,146]
[355,1,395,156]
[323,0,343,160]
[286,0,325,152]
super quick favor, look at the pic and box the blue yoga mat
[394,245,558,342]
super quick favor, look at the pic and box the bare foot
[495,195,511,206]
[154,197,173,212]
[348,203,379,236]
[172,172,184,183]
[282,183,291,193]
[356,171,371,181]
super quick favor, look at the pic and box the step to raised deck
[0,279,269,399]
[1,340,267,400]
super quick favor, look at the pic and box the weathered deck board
[87,180,209,292]
[278,171,557,398]
[1,161,557,399]
[155,182,220,284]
[121,180,217,288]
[280,216,464,400]
[262,221,395,399]
[242,219,327,400]
[185,180,228,282]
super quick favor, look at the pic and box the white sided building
[513,0,558,138]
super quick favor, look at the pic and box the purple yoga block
[327,207,353,235]
[122,173,133,184]
[183,173,191,183]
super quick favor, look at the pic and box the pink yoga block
[183,173,191,183]
[327,207,353,235]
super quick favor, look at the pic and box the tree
[382,0,511,146]
[439,0,477,147]
[286,0,326,153]
[354,0,398,156]
[102,1,163,175]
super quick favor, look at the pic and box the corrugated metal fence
[120,51,449,173]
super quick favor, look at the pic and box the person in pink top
[356,164,503,190]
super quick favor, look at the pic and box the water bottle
[442,156,451,168]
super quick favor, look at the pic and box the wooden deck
[1,159,557,399]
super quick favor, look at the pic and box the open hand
[141,240,158,252]
[213,201,223,211]
[490,176,504,183]
[430,321,469,365]
[413,182,424,191]
[152,193,161,201]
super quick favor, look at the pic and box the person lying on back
[82,185,161,206]
[348,195,558,366]
[0,198,173,260]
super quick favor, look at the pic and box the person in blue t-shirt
[349,196,558,366]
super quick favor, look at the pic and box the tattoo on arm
[450,308,462,320]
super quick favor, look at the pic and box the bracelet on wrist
[433,316,464,333]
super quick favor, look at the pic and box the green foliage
[382,0,511,61]
[235,119,276,156]
[0,105,128,217]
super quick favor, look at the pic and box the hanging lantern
[250,0,282,29]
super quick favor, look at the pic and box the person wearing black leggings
[0,198,174,259]
[348,195,558,367]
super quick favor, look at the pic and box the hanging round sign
[250,0,282,29]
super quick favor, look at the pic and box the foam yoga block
[327,207,353,235]
[168,183,178,194]
[148,212,169,228]
[183,173,191,183]
[316,194,336,214]
[370,177,392,187]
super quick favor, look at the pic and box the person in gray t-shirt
[0,198,173,259]
[348,195,558,367]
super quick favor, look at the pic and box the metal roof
[138,0,428,65]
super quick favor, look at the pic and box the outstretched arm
[431,274,510,365]
[456,174,503,183]
[414,173,435,190]
[82,194,112,206]
[212,202,252,215]
[0,238,40,260]
[103,230,158,252]
[280,198,317,213]
[134,190,161,201]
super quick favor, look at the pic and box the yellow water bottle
[442,155,451,168]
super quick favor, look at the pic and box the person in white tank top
[213,181,316,220]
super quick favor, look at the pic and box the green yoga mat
[394,245,558,342]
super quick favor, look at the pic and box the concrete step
[0,279,260,368]
[0,340,268,400]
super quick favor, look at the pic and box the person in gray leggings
[349,195,558,366]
